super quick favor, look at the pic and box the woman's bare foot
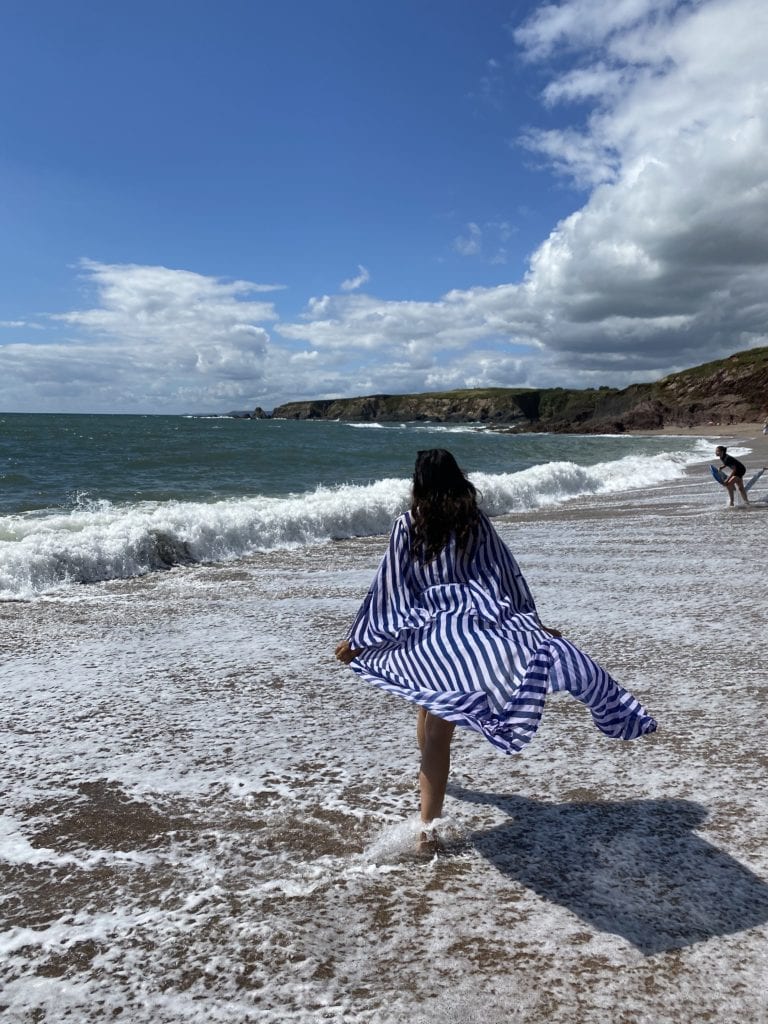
[417,829,443,857]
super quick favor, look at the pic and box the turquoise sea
[0,412,714,599]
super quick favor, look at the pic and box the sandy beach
[1,429,767,1024]
[636,421,768,441]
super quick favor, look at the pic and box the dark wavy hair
[410,449,480,562]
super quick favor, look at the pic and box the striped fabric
[347,512,656,754]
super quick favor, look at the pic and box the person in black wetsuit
[715,445,749,506]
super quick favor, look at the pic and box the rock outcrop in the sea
[270,346,768,433]
[223,407,270,419]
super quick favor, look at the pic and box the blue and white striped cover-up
[346,511,656,754]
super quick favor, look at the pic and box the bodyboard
[711,464,765,492]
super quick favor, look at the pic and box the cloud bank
[0,262,279,412]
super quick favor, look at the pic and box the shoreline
[640,422,768,469]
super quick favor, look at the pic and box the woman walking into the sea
[335,449,657,854]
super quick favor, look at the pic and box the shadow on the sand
[449,784,768,955]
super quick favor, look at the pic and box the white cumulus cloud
[276,0,768,393]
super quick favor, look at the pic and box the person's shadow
[449,784,768,955]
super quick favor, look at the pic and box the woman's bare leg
[417,706,427,755]
[418,710,455,824]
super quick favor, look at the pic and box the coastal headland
[263,345,768,433]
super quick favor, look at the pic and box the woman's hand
[335,639,363,664]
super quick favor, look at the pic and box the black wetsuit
[721,453,746,478]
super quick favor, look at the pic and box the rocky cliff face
[272,389,533,425]
[270,346,768,432]
[570,347,768,432]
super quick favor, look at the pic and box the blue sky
[1,0,767,413]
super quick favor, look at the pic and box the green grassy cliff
[269,345,768,432]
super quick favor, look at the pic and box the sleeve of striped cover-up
[473,514,537,616]
[347,516,417,648]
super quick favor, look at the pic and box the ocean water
[0,413,717,600]
[2,415,767,1024]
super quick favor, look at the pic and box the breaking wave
[0,449,704,598]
